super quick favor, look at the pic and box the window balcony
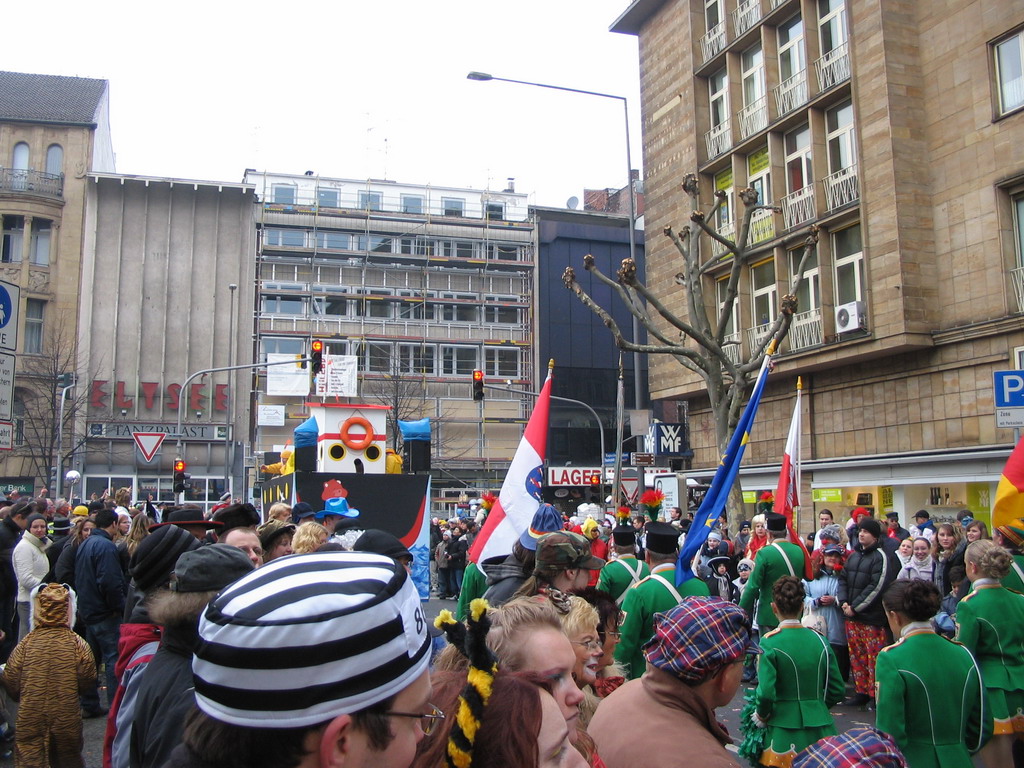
[701,22,727,62]
[745,321,775,356]
[1012,266,1024,314]
[774,70,809,116]
[822,164,859,211]
[732,0,762,37]
[722,331,743,365]
[781,186,815,229]
[712,222,735,258]
[770,0,789,8]
[705,121,732,160]
[0,168,63,200]
[815,42,851,92]
[749,208,775,244]
[738,97,768,139]
[787,308,823,350]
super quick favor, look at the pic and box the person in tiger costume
[2,583,95,768]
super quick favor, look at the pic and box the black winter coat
[837,540,899,627]
[0,516,22,600]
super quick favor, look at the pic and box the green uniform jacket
[597,556,651,604]
[955,583,1024,696]
[614,565,709,680]
[739,541,806,630]
[1002,554,1024,592]
[754,624,844,756]
[875,630,991,767]
[456,561,488,621]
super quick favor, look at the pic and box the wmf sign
[645,423,692,456]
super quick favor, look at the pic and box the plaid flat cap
[643,596,760,683]
[792,727,907,768]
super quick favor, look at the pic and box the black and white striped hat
[192,551,430,728]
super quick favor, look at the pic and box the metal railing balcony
[781,185,816,229]
[0,168,63,199]
[1012,267,1024,314]
[774,70,809,116]
[749,208,775,244]
[770,0,789,8]
[738,97,768,139]
[722,331,743,365]
[732,0,762,36]
[815,42,851,91]
[701,22,727,62]
[822,164,859,211]
[745,321,775,356]
[705,121,732,160]
[787,308,823,350]
[712,222,735,258]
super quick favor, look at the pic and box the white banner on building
[257,405,287,426]
[266,354,310,397]
[315,355,359,397]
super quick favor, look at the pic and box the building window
[826,101,856,173]
[492,244,520,261]
[705,0,722,32]
[401,195,424,214]
[265,228,305,248]
[714,167,734,232]
[748,148,771,204]
[356,235,392,253]
[399,237,436,256]
[317,189,339,208]
[29,220,51,266]
[12,394,25,447]
[45,144,63,176]
[315,231,349,250]
[271,184,297,204]
[741,44,765,109]
[439,302,478,322]
[443,198,465,217]
[833,223,864,304]
[441,345,478,375]
[485,201,506,220]
[11,143,28,171]
[995,31,1024,116]
[751,259,777,327]
[790,247,820,311]
[778,15,805,82]
[2,216,24,263]
[366,342,392,372]
[398,344,435,374]
[709,68,729,129]
[356,290,392,319]
[443,240,476,259]
[313,295,351,318]
[483,299,521,324]
[485,348,520,378]
[359,191,382,211]
[716,278,738,338]
[1014,193,1024,267]
[784,125,812,194]
[261,336,304,359]
[262,294,305,315]
[24,299,44,354]
[818,0,847,55]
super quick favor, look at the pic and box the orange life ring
[340,416,374,451]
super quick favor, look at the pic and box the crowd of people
[0,489,1018,768]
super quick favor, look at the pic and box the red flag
[994,434,1024,529]
[775,378,812,579]
[469,366,553,563]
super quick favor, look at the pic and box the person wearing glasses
[164,551,434,768]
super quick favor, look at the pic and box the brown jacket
[588,666,741,768]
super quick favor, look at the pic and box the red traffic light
[472,370,483,381]
[311,339,324,353]
[173,459,187,473]
[472,370,484,401]
[589,473,602,487]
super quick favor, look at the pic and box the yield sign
[132,432,166,463]
[620,476,640,504]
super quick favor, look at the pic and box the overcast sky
[6,0,641,208]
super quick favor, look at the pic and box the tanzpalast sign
[547,467,603,486]
[89,380,229,412]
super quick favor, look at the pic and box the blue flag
[676,351,774,585]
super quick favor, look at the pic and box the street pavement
[70,595,875,766]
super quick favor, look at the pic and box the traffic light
[472,370,484,401]
[589,473,602,488]
[173,458,190,494]
[57,373,75,388]
[311,339,324,375]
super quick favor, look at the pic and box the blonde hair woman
[289,521,327,554]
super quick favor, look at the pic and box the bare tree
[11,314,91,494]
[562,175,817,467]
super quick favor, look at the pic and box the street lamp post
[467,71,643,411]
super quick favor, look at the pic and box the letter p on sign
[995,371,1024,408]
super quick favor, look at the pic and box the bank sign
[547,467,603,486]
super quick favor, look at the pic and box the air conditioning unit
[835,300,867,334]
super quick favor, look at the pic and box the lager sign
[547,467,603,486]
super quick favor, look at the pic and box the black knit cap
[211,503,261,534]
[130,524,202,592]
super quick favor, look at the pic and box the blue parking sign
[994,370,1024,408]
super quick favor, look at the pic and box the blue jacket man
[75,508,126,711]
